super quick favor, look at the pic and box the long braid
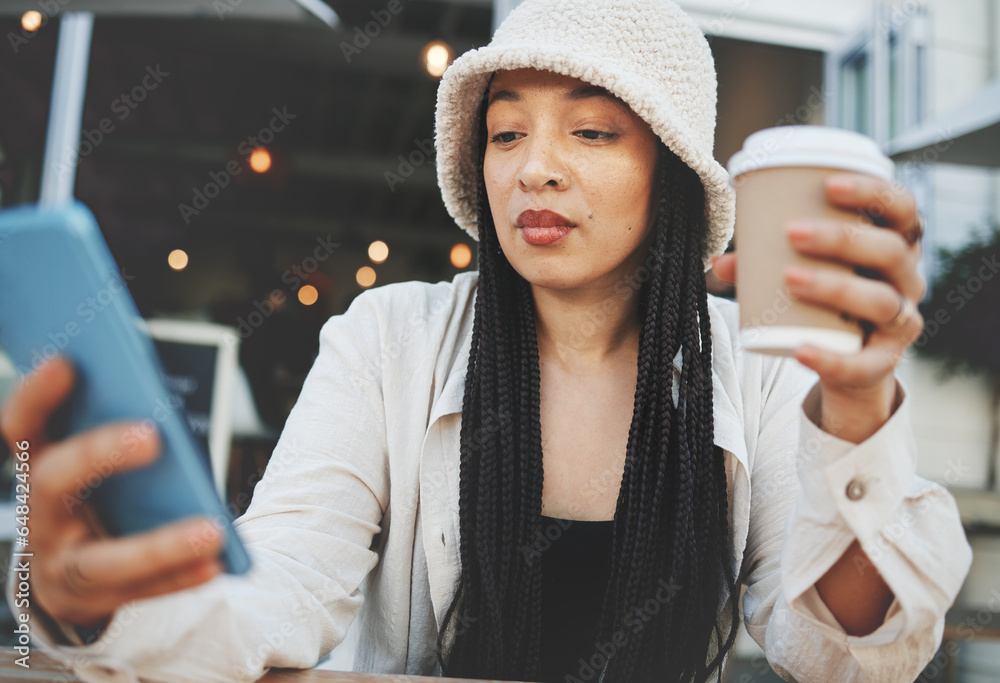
[439,91,739,682]
[515,272,544,672]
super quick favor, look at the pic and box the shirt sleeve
[5,290,393,683]
[740,357,973,682]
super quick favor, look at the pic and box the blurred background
[0,0,998,680]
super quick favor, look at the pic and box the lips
[516,210,576,246]
[517,210,576,229]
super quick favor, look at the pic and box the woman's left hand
[712,173,926,443]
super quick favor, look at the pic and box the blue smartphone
[0,201,250,574]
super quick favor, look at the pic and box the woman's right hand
[0,355,225,631]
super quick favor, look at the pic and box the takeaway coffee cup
[726,126,895,356]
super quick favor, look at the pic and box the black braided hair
[437,85,740,683]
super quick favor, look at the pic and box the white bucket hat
[434,0,735,271]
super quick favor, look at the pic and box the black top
[538,514,615,683]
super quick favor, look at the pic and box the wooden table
[0,647,514,682]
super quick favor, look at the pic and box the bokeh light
[167,249,189,271]
[422,41,454,78]
[249,148,272,173]
[21,11,42,32]
[356,266,376,288]
[450,243,472,269]
[297,285,318,305]
[368,240,389,264]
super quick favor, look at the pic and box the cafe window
[840,49,871,136]
[828,5,928,146]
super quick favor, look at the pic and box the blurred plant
[916,224,1000,490]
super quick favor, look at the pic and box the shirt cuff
[787,584,908,649]
[5,554,143,682]
[794,378,915,546]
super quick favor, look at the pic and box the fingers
[33,422,160,517]
[785,220,926,301]
[126,557,223,605]
[67,517,224,592]
[784,265,924,343]
[794,340,903,390]
[711,253,736,284]
[825,173,919,241]
[0,355,76,451]
[0,357,226,629]
[37,518,224,625]
[45,555,222,627]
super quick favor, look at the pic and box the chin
[498,237,605,291]
[507,260,588,291]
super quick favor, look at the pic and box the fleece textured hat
[434,0,735,271]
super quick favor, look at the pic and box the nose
[516,135,569,193]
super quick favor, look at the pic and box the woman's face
[483,68,661,292]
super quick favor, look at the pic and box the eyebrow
[487,84,623,109]
[568,84,618,102]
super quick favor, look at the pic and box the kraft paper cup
[727,126,895,356]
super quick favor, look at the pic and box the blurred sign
[152,338,217,474]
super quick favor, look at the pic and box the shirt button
[846,479,866,501]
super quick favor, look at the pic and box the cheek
[483,160,516,259]
[483,156,516,219]
[588,163,656,233]
[484,152,518,188]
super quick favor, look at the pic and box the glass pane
[840,52,869,135]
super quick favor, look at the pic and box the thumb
[711,253,736,285]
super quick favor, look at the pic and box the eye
[489,131,521,144]
[576,130,616,141]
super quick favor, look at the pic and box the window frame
[826,4,929,147]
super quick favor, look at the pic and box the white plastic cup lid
[727,126,894,182]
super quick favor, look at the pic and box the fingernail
[196,559,223,580]
[139,430,161,460]
[786,266,813,286]
[785,221,815,239]
[121,423,158,459]
[828,175,857,192]
[794,345,818,365]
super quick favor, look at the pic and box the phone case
[0,201,250,574]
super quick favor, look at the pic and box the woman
[2,1,971,682]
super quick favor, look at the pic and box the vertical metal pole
[39,12,94,206]
[292,0,339,28]
[492,0,524,33]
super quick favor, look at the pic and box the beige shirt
[10,270,972,682]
